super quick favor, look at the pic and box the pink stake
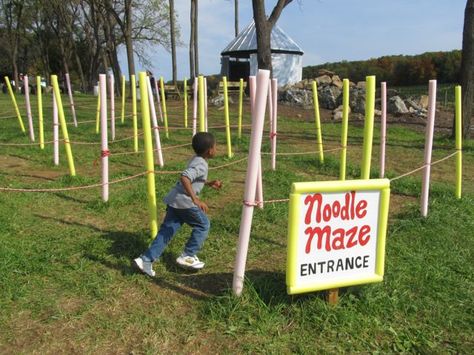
[99,74,109,202]
[248,76,263,208]
[420,80,437,217]
[24,75,35,141]
[154,78,164,122]
[233,69,270,296]
[193,77,198,135]
[147,77,164,167]
[256,162,264,209]
[249,76,256,115]
[204,77,208,132]
[271,79,278,170]
[65,73,77,127]
[109,74,115,140]
[53,94,59,165]
[380,82,387,178]
[267,79,273,139]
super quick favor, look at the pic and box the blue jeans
[142,206,210,262]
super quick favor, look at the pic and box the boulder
[405,98,422,111]
[315,75,332,86]
[332,105,351,121]
[318,85,342,110]
[279,88,312,108]
[356,81,366,89]
[349,88,366,114]
[318,69,335,77]
[210,94,234,107]
[419,95,429,109]
[332,75,343,88]
[388,96,409,114]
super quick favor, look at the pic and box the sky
[118,0,466,81]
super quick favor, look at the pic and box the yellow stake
[238,78,244,139]
[361,75,376,180]
[198,75,205,132]
[138,72,158,238]
[95,90,100,134]
[37,76,44,149]
[184,77,188,128]
[455,85,462,199]
[4,76,25,132]
[312,81,324,163]
[159,77,169,138]
[340,79,350,180]
[121,74,126,124]
[51,75,76,176]
[131,74,138,152]
[222,77,233,158]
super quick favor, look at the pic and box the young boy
[134,132,222,277]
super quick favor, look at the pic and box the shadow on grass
[34,214,349,304]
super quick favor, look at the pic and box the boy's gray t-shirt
[163,155,208,209]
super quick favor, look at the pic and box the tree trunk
[189,0,196,79]
[194,0,199,75]
[461,0,474,138]
[234,0,239,37]
[124,0,136,95]
[12,60,19,93]
[251,0,293,75]
[253,1,272,71]
[169,0,177,85]
[104,10,122,94]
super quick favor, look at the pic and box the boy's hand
[193,198,209,213]
[207,180,223,190]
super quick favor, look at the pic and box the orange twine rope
[0,171,149,192]
[390,150,459,182]
[261,146,342,156]
[242,150,461,206]
[0,156,247,193]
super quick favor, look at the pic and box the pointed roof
[221,21,303,56]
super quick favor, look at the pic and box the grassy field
[0,89,473,353]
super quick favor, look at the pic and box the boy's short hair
[192,132,216,155]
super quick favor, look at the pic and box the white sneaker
[133,257,156,277]
[176,253,205,270]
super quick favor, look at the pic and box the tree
[169,0,177,85]
[105,0,171,94]
[251,0,293,74]
[189,0,195,79]
[0,0,30,91]
[194,0,199,75]
[234,0,238,37]
[460,0,474,138]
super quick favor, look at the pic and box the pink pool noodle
[53,94,59,165]
[99,74,109,202]
[204,77,208,132]
[248,76,263,208]
[380,82,387,178]
[233,69,270,296]
[109,74,115,140]
[420,80,437,217]
[65,73,77,127]
[154,78,164,123]
[23,75,35,141]
[193,78,198,135]
[271,79,278,170]
[147,77,164,167]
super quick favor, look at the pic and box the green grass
[0,91,473,353]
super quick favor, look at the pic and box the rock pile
[279,69,429,120]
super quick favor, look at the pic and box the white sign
[286,179,390,294]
